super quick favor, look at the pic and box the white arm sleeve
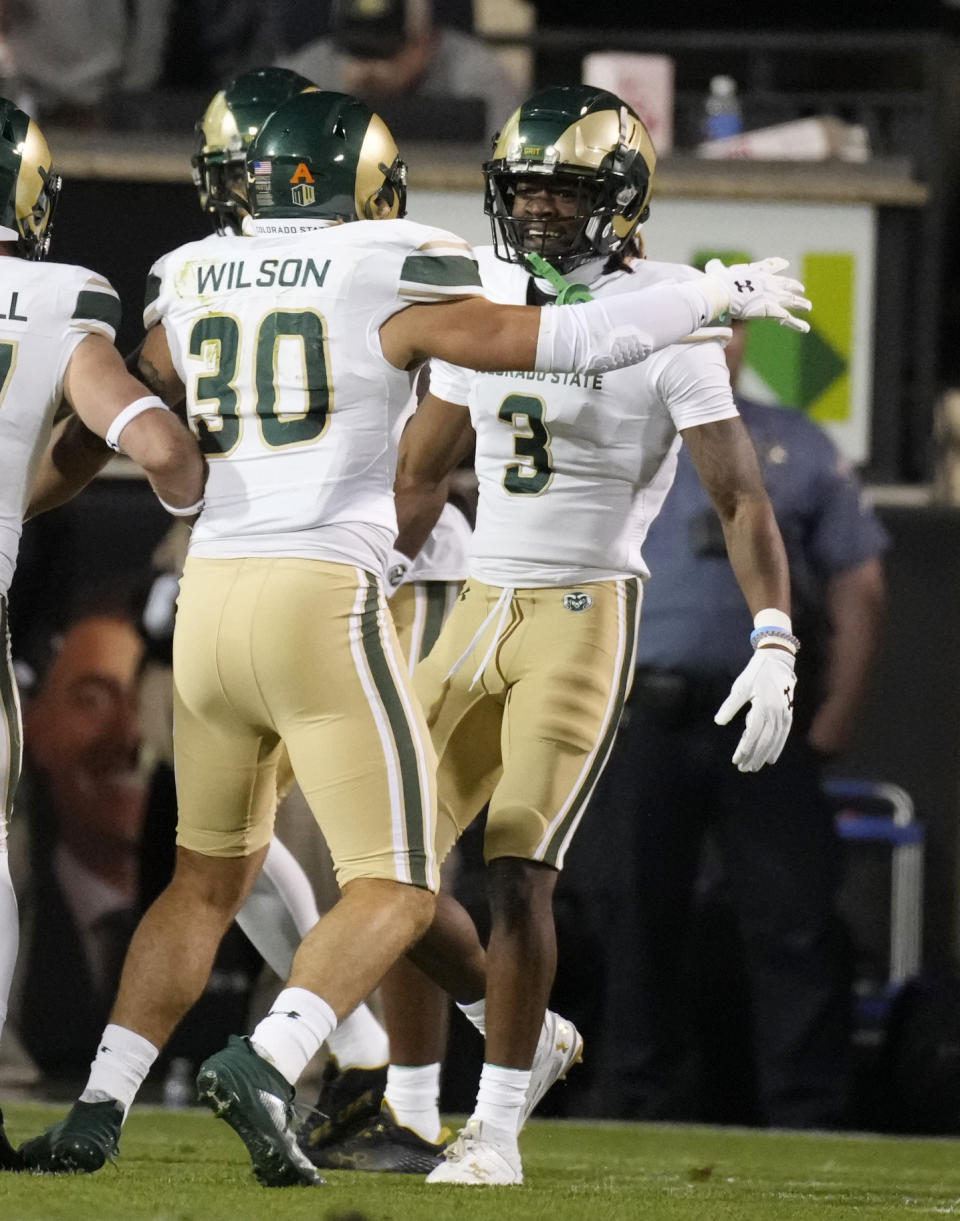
[535,278,731,375]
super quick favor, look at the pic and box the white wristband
[157,495,203,517]
[105,396,169,452]
[753,608,792,633]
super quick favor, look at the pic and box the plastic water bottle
[702,75,743,141]
[162,1057,195,1110]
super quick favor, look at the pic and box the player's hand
[384,547,411,596]
[714,647,797,772]
[704,257,812,333]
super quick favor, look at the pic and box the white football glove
[714,647,797,772]
[384,547,412,597]
[704,257,812,334]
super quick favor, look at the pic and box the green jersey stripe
[399,253,482,289]
[359,575,428,887]
[72,289,121,334]
[144,273,161,311]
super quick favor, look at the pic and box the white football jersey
[0,259,120,596]
[407,500,471,582]
[429,248,739,586]
[145,218,482,573]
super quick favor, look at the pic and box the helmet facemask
[192,140,248,235]
[23,163,60,260]
[485,170,616,275]
[0,101,61,261]
[484,85,656,276]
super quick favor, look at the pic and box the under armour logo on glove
[704,257,812,333]
[714,648,798,772]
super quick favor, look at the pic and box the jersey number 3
[189,310,331,456]
[499,393,554,495]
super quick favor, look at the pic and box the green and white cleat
[196,1035,322,1187]
[425,1117,522,1186]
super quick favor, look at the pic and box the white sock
[384,1063,442,1142]
[80,1023,159,1116]
[457,997,486,1037]
[0,850,17,1041]
[325,1003,389,1069]
[251,986,336,1086]
[473,1062,530,1137]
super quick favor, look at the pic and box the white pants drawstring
[444,585,514,691]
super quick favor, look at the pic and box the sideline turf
[2,1102,960,1220]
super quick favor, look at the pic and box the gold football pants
[415,577,641,869]
[173,557,438,890]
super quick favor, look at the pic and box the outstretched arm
[380,258,810,375]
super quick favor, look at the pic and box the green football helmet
[192,66,317,233]
[0,98,60,260]
[246,91,406,224]
[484,85,657,274]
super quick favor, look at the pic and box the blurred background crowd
[3,0,960,1139]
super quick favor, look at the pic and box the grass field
[2,1102,960,1220]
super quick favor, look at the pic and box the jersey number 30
[189,310,331,456]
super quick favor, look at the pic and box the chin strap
[524,252,594,304]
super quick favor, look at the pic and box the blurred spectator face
[335,0,436,95]
[24,615,147,852]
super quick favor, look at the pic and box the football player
[193,67,470,1145]
[329,85,808,1186]
[18,89,808,1186]
[193,63,399,1144]
[192,66,317,236]
[0,98,204,1168]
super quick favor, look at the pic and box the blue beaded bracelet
[750,626,801,652]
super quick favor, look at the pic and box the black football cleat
[296,1057,387,1161]
[0,1107,23,1171]
[307,1101,449,1173]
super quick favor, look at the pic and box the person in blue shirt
[581,320,889,1127]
